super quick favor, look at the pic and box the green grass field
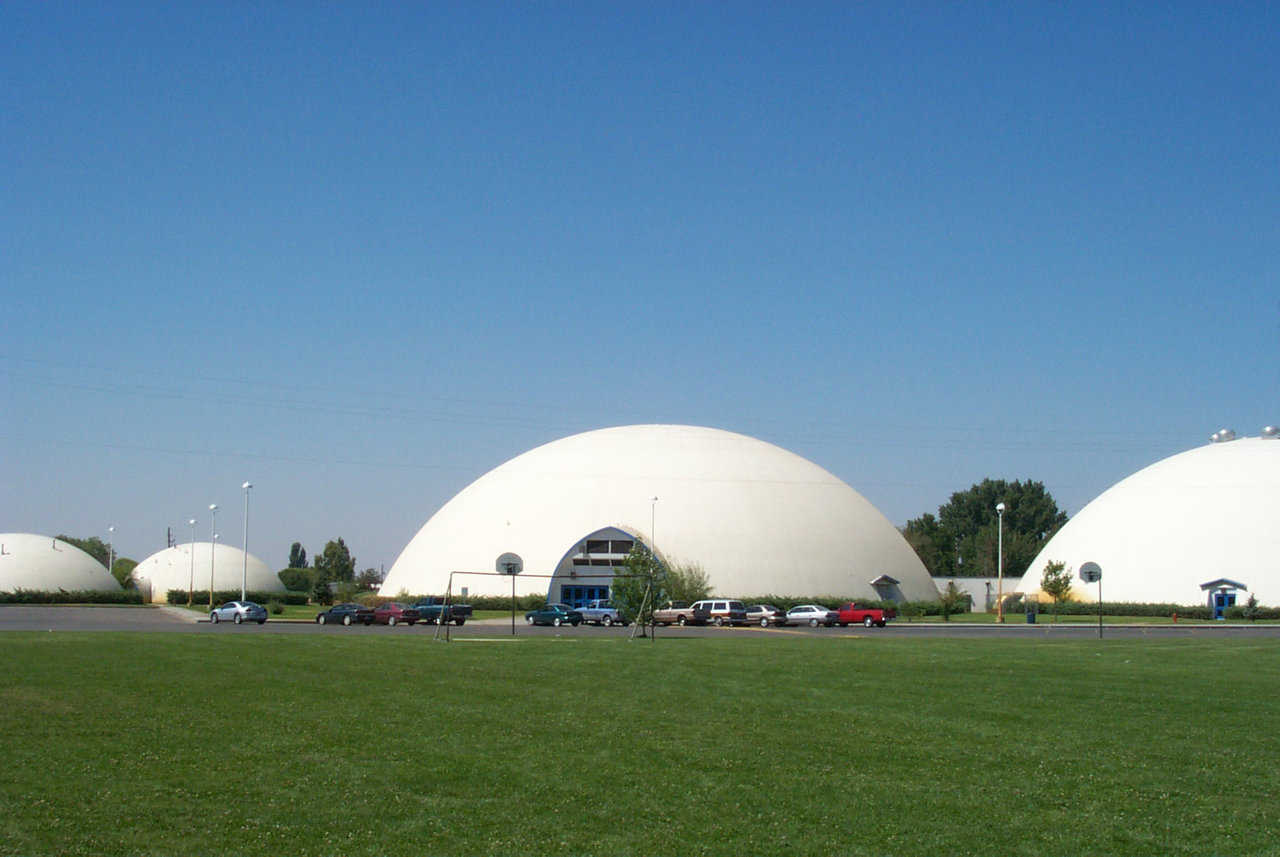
[2,633,1277,856]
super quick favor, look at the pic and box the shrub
[0,589,145,605]
[268,600,285,615]
[166,590,308,606]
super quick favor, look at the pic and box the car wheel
[317,614,326,624]
[677,616,687,626]
[210,612,219,624]
[343,615,352,626]
[553,617,563,627]
[455,618,466,626]
[233,613,242,624]
[602,615,613,627]
[760,617,769,627]
[525,616,534,625]
[257,619,265,624]
[864,616,874,628]
[388,616,397,627]
[809,618,819,627]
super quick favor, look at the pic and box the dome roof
[133,542,282,603]
[0,533,120,592]
[1017,435,1280,604]
[380,424,938,601]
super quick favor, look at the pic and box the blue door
[1213,592,1236,620]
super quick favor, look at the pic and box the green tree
[288,542,308,569]
[278,567,312,592]
[610,545,665,631]
[311,565,333,605]
[1039,560,1073,620]
[356,568,382,591]
[938,580,969,621]
[55,535,109,567]
[664,561,711,604]
[314,538,356,583]
[111,557,138,590]
[904,479,1068,578]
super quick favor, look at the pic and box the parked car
[315,603,375,626]
[836,602,896,628]
[524,603,583,627]
[373,602,420,626]
[786,604,839,627]
[691,599,749,626]
[652,601,710,626]
[209,601,267,625]
[577,599,628,626]
[411,597,473,625]
[745,604,790,627]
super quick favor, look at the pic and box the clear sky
[3,3,1277,572]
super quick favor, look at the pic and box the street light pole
[996,502,1006,623]
[208,504,218,608]
[106,526,115,582]
[187,518,197,606]
[241,482,252,601]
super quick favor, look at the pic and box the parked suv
[691,599,748,626]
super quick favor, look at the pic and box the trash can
[1026,611,1036,624]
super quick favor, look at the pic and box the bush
[0,589,145,605]
[277,568,312,591]
[268,600,285,615]
[166,590,308,606]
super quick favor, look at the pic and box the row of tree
[278,539,381,604]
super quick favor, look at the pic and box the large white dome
[380,425,938,602]
[0,533,121,592]
[133,542,282,603]
[1017,435,1280,605]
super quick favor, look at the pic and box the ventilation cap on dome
[1263,425,1279,439]
[1210,428,1237,443]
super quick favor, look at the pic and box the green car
[524,603,583,627]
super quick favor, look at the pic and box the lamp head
[242,481,252,490]
[188,518,196,526]
[996,502,1006,514]
[209,503,218,512]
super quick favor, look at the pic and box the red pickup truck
[837,603,895,628]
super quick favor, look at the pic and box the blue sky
[3,3,1276,571]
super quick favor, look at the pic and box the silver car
[210,601,268,625]
[745,604,790,627]
[785,604,838,627]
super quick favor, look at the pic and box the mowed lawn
[1,634,1277,856]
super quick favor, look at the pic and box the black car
[315,603,375,626]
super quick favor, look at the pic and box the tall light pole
[187,518,197,606]
[208,504,218,608]
[241,481,253,601]
[650,496,658,560]
[996,502,1006,623]
[106,526,115,582]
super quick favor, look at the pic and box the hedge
[0,589,145,604]
[166,590,310,606]
[1003,598,1280,620]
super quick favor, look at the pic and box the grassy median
[1,633,1277,856]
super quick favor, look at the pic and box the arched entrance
[549,526,647,607]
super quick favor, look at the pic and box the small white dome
[0,533,121,592]
[381,425,938,601]
[1017,436,1280,604]
[133,543,282,603]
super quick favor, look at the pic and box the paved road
[2,605,1277,639]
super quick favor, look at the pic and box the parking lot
[3,604,1279,639]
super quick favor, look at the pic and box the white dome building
[1017,430,1280,608]
[380,425,938,603]
[132,542,282,603]
[0,533,121,592]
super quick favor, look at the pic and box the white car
[786,604,838,627]
[209,601,268,625]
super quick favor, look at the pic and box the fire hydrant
[1172,612,1178,623]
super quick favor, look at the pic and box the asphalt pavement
[2,604,1278,639]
